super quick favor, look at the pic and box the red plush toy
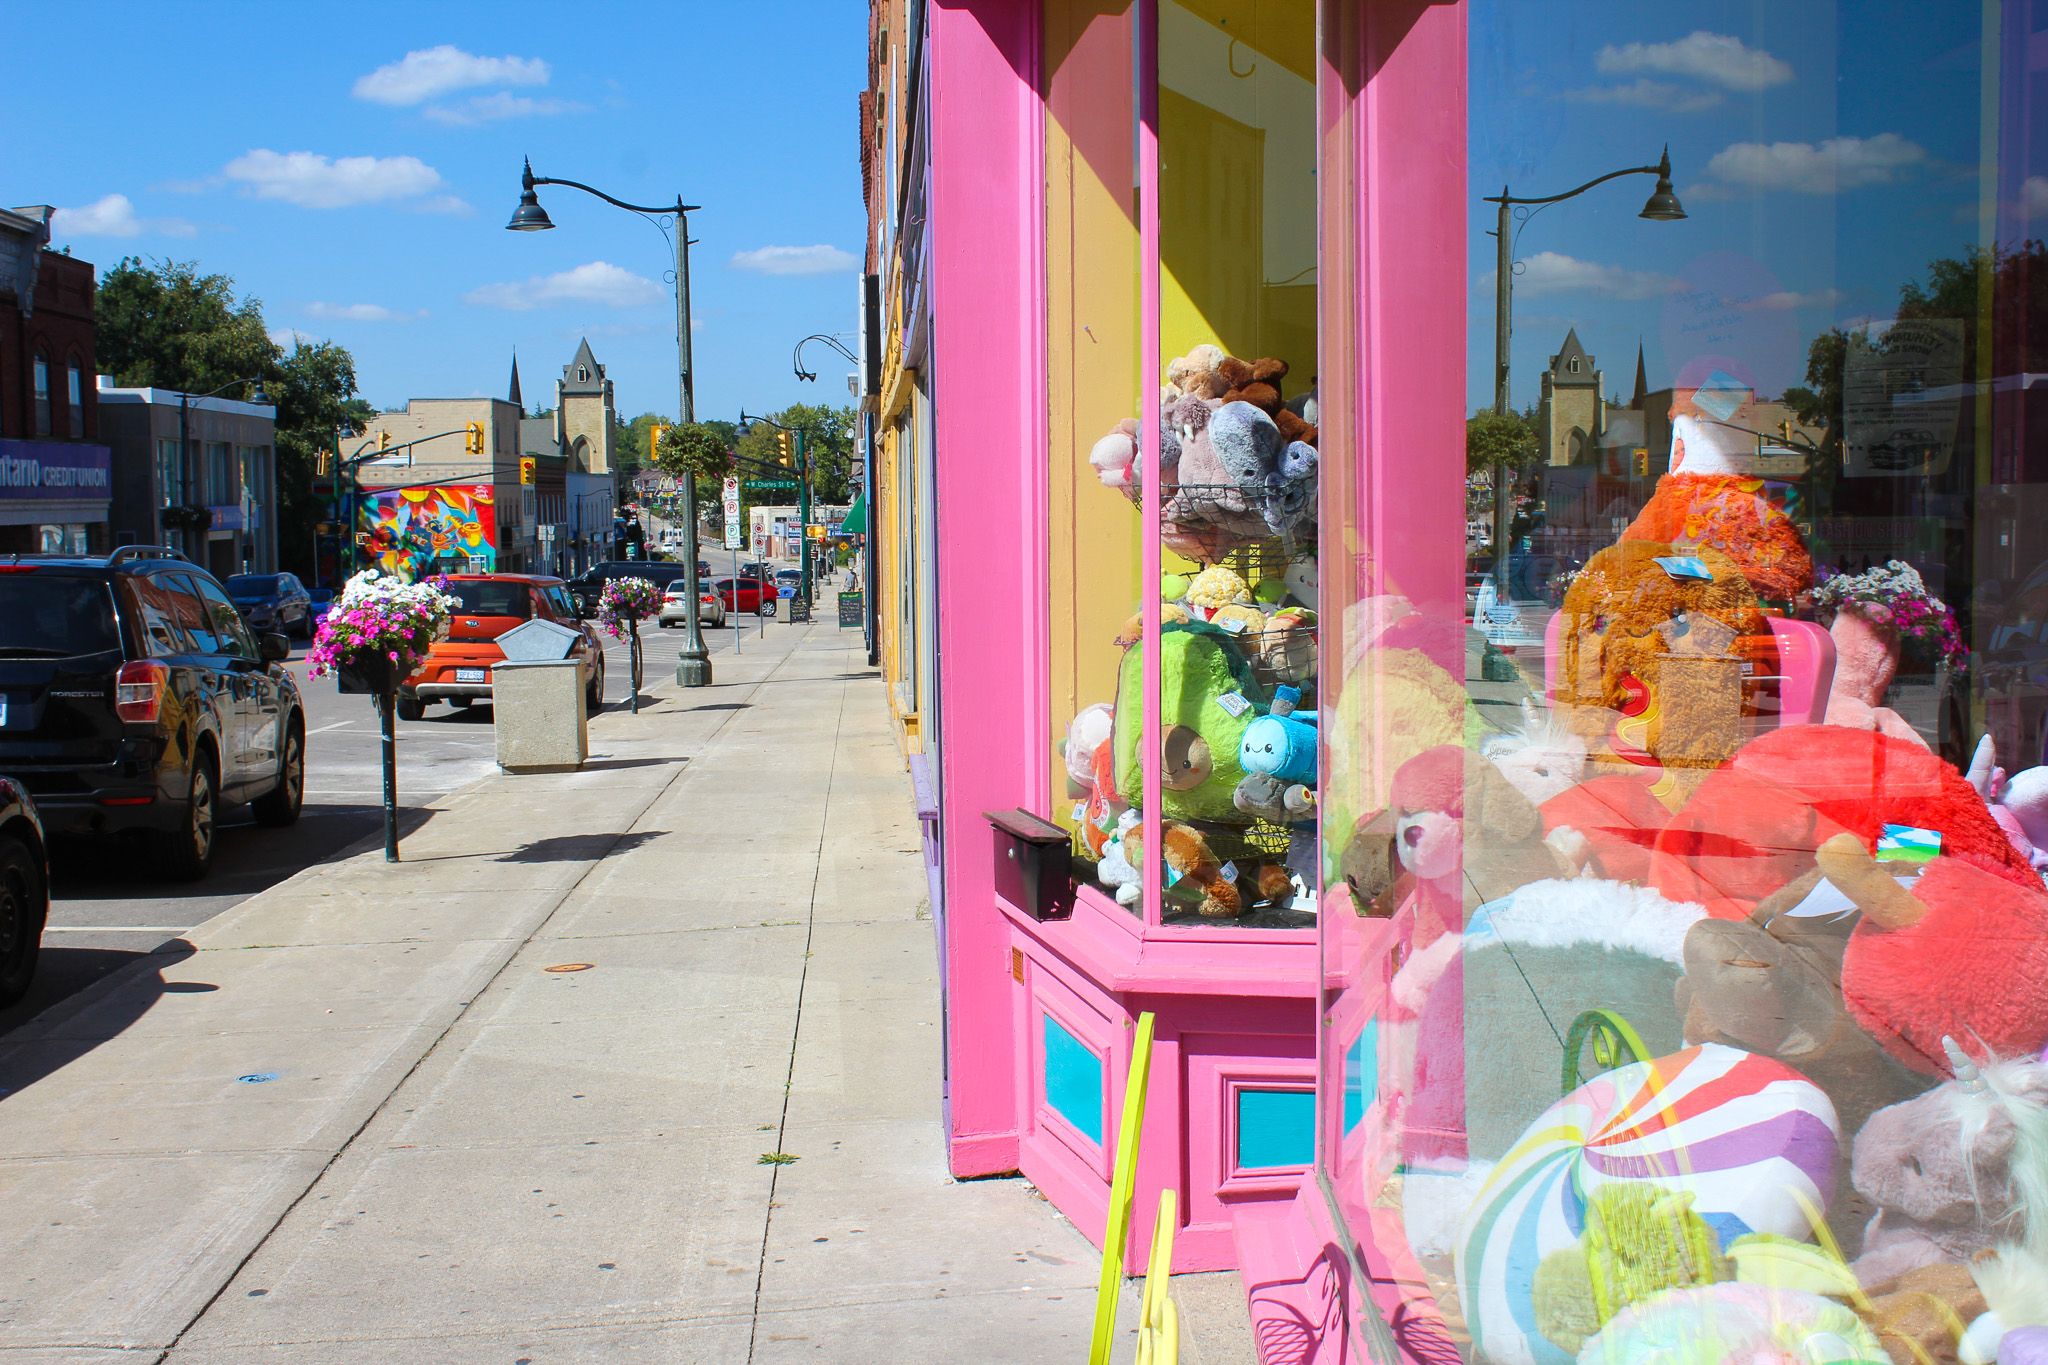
[1649,725,2039,919]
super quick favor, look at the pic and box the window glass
[0,577,118,658]
[32,351,50,436]
[1320,5,2048,1355]
[443,580,534,619]
[192,575,257,659]
[157,439,184,507]
[127,576,196,657]
[158,573,218,653]
[66,362,82,437]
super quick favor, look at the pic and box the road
[0,600,803,1038]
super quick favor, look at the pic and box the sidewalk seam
[151,623,825,1362]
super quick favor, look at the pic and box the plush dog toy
[1389,744,1585,913]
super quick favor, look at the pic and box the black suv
[565,560,697,615]
[0,547,305,880]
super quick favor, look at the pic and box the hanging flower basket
[597,576,663,640]
[308,570,460,692]
[1812,560,1966,675]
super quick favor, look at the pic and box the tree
[95,258,362,581]
[612,411,668,481]
[1465,408,1537,476]
[653,423,730,481]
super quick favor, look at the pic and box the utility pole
[797,427,812,607]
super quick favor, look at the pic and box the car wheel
[253,719,304,828]
[397,694,426,722]
[156,747,218,882]
[0,833,47,1009]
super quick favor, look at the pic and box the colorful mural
[358,483,495,581]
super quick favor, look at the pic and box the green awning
[840,491,867,534]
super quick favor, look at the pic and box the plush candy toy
[1579,1283,1884,1365]
[1240,686,1317,785]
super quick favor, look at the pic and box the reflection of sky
[1469,2,1987,414]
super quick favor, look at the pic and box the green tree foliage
[95,258,362,580]
[1466,408,1538,476]
[612,411,668,481]
[654,423,731,481]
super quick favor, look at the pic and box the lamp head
[249,377,268,406]
[506,158,555,232]
[1639,146,1687,221]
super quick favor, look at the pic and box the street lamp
[1483,146,1684,601]
[792,333,858,385]
[172,376,268,558]
[507,158,713,688]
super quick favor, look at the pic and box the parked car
[225,572,315,639]
[0,546,304,880]
[774,569,804,588]
[711,576,778,617]
[740,561,774,582]
[398,574,606,721]
[658,581,726,629]
[0,777,49,1008]
[565,561,696,615]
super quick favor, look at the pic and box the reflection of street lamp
[507,159,712,688]
[1483,147,1684,599]
[172,376,267,556]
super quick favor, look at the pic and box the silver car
[658,580,726,628]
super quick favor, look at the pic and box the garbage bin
[493,619,588,773]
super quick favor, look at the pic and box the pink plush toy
[1824,602,1927,748]
[1969,733,2048,880]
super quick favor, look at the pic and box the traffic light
[775,431,793,466]
[519,456,536,485]
[378,430,391,452]
[315,449,333,476]
[465,422,485,456]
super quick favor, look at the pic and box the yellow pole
[1088,1011,1157,1365]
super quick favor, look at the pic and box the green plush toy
[1113,622,1267,823]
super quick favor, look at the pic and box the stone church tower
[1537,328,1604,467]
[556,338,615,475]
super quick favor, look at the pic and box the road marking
[43,926,193,933]
[308,721,354,734]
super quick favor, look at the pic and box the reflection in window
[32,350,49,436]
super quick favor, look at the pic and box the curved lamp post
[1483,147,1685,601]
[792,333,858,385]
[507,159,712,688]
[172,376,267,557]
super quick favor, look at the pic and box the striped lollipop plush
[1456,1043,1841,1365]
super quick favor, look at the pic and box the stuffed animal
[1964,1243,2048,1365]
[1859,1260,1988,1365]
[1101,814,1286,919]
[1555,540,1768,804]
[1097,808,1142,903]
[1388,744,1584,912]
[1112,622,1266,824]
[1062,702,1115,793]
[1579,1284,1885,1365]
[1825,598,1928,748]
[1819,832,2048,1074]
[1254,607,1317,691]
[1482,699,1588,809]
[1619,376,1814,602]
[1234,686,1318,824]
[1081,722,1126,859]
[1849,1042,2048,1283]
[1970,735,2048,879]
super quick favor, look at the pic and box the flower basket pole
[598,577,663,715]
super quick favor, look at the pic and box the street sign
[721,476,742,552]
[744,479,800,491]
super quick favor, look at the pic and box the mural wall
[358,483,495,580]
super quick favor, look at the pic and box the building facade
[867,2,2048,1360]
[96,385,277,575]
[0,205,111,556]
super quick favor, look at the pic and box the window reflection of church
[1533,329,1823,572]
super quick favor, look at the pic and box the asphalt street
[0,598,798,1038]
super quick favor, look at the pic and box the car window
[191,575,258,659]
[0,575,120,658]
[542,585,577,618]
[127,576,196,657]
[225,574,280,595]
[159,573,221,652]
[444,581,535,619]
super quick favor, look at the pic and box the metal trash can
[493,619,588,773]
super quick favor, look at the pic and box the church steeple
[508,350,523,411]
[1631,342,1648,409]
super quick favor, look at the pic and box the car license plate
[456,668,486,683]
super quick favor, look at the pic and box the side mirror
[259,632,291,662]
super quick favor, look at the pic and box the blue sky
[1469,2,1990,412]
[12,1,869,423]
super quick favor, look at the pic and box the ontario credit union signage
[0,440,113,502]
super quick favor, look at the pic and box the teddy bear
[1388,744,1586,913]
[1555,539,1769,806]
[1096,809,1290,919]
[1847,1043,2048,1283]
[1619,375,1814,603]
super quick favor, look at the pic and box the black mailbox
[984,807,1076,921]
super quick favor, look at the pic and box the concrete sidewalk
[0,619,1104,1363]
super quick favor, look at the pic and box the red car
[712,576,779,617]
[398,574,606,720]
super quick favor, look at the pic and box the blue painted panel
[1043,1013,1104,1145]
[1238,1088,1316,1170]
[1343,1016,1379,1133]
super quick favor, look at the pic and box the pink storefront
[901,1,2048,1360]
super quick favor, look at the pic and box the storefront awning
[840,492,867,535]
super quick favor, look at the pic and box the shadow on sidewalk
[496,830,667,863]
[0,940,198,1095]
[579,757,682,771]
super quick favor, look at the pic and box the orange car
[397,574,606,721]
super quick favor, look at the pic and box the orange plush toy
[1619,375,1813,602]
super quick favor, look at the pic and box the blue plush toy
[1239,686,1318,785]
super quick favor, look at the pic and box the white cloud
[1562,79,1723,114]
[1702,134,1928,194]
[413,195,475,216]
[353,46,549,106]
[423,93,586,127]
[463,261,665,311]
[2024,176,2048,218]
[269,328,318,349]
[304,302,426,322]
[1742,288,1846,312]
[1484,250,1674,301]
[1596,31,1792,91]
[223,149,444,209]
[50,193,196,239]
[727,245,859,276]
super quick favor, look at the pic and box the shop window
[1316,4,2048,1357]
[66,360,82,438]
[1233,1087,1313,1170]
[1048,0,1319,934]
[32,350,50,436]
[156,438,184,507]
